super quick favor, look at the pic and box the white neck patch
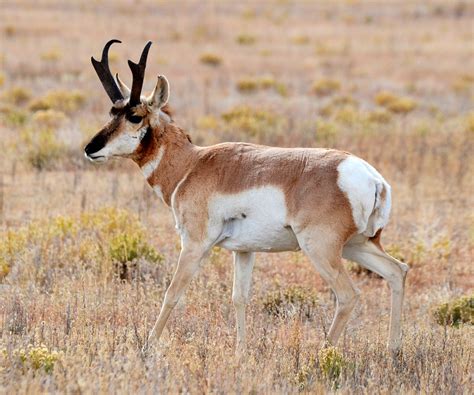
[141,145,165,179]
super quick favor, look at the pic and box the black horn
[91,39,124,103]
[128,41,152,107]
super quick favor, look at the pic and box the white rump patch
[337,156,391,237]
[209,186,299,252]
[141,146,165,179]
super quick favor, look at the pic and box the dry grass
[0,0,473,393]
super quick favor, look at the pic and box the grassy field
[0,0,473,393]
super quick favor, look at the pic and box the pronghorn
[85,40,409,353]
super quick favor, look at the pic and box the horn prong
[128,41,152,107]
[91,39,124,103]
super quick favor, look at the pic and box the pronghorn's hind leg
[296,226,360,347]
[342,230,409,353]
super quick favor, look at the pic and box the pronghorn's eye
[128,115,143,124]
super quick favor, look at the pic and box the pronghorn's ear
[147,75,169,110]
[115,73,131,98]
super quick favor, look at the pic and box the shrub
[262,284,318,319]
[22,129,65,171]
[291,34,310,45]
[1,86,31,105]
[315,119,339,145]
[318,346,346,387]
[0,106,29,128]
[433,295,473,327]
[236,33,256,45]
[312,79,341,96]
[221,105,285,138]
[236,78,259,93]
[32,109,67,130]
[109,233,163,265]
[12,345,60,373]
[199,53,222,67]
[386,97,417,114]
[196,115,219,130]
[374,91,398,107]
[366,109,392,124]
[29,89,86,114]
[465,112,474,133]
[374,91,417,114]
[40,48,61,62]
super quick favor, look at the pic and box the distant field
[0,1,473,393]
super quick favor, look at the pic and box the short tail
[363,181,391,237]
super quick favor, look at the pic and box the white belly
[209,186,300,252]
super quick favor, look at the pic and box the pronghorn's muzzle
[84,133,107,162]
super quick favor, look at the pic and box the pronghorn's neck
[133,123,197,206]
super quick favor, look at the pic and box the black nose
[84,133,107,156]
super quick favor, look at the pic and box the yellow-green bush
[465,112,474,133]
[318,346,346,386]
[10,345,60,373]
[32,109,67,130]
[366,109,392,124]
[236,78,259,93]
[40,48,61,62]
[291,34,310,45]
[236,76,288,97]
[21,129,65,171]
[1,86,31,105]
[262,284,318,318]
[374,91,417,114]
[196,115,219,131]
[29,89,86,114]
[236,33,257,45]
[199,53,222,66]
[221,105,286,138]
[315,119,339,145]
[0,106,29,128]
[433,295,473,327]
[109,233,163,264]
[312,79,340,96]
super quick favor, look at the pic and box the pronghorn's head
[84,40,170,163]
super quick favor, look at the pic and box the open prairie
[0,0,473,393]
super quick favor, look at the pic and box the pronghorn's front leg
[232,251,255,352]
[145,241,209,349]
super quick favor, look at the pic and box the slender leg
[343,237,409,352]
[144,242,209,350]
[232,251,255,352]
[296,227,360,346]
